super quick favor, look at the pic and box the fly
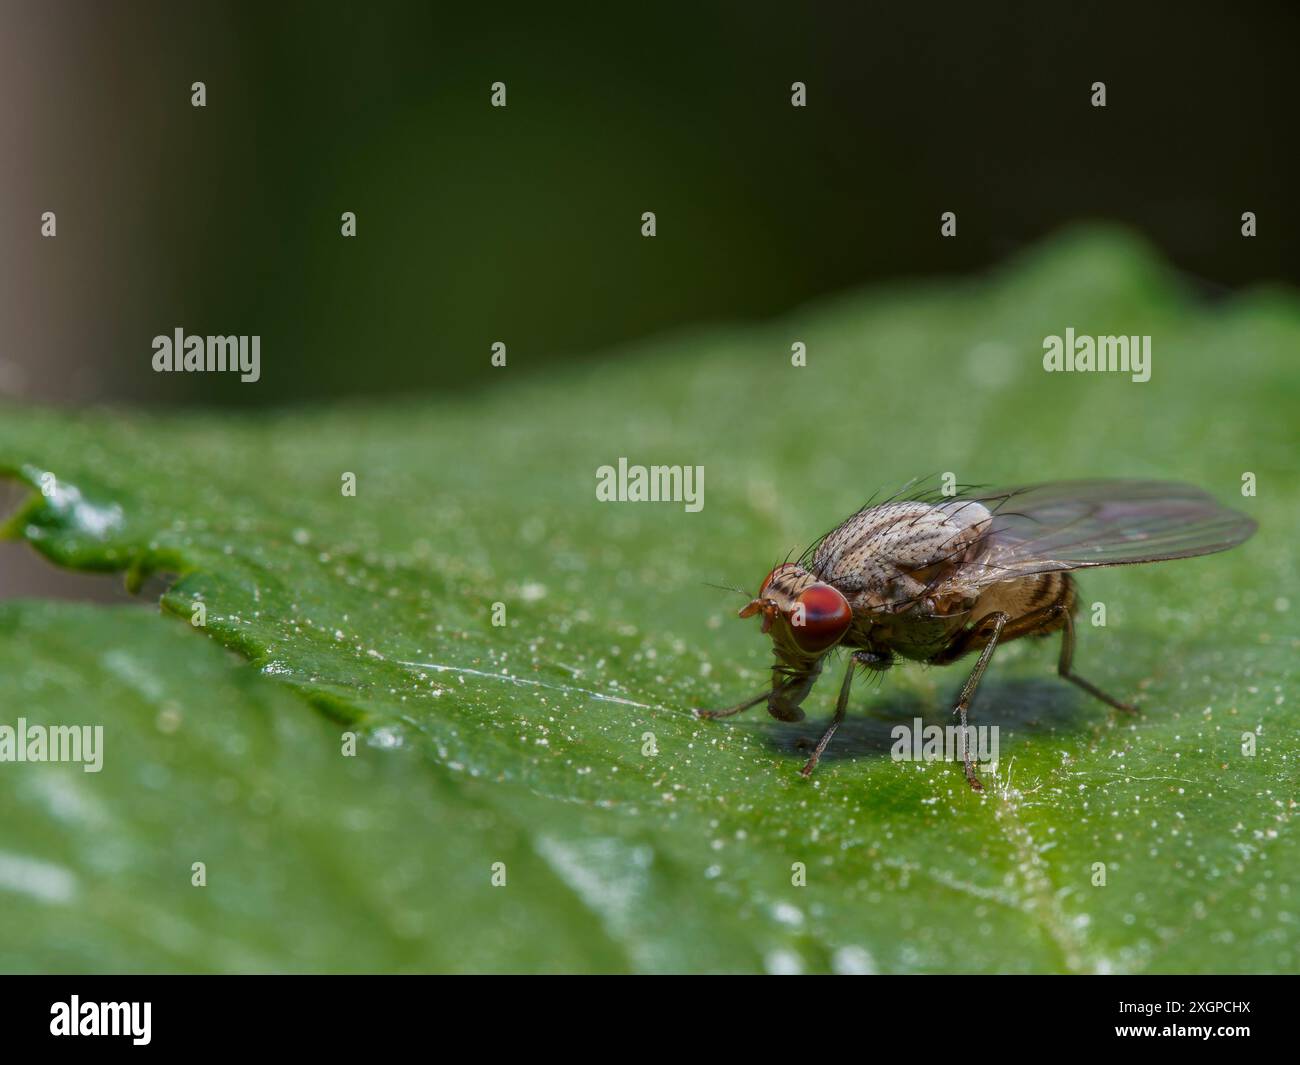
[697,479,1256,791]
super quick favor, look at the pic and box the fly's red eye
[789,583,852,653]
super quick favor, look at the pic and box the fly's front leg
[949,611,1010,792]
[767,663,820,722]
[696,668,815,722]
[799,659,856,777]
[695,688,770,720]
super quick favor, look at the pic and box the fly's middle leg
[794,651,888,770]
[948,611,1010,792]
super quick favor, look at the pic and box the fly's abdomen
[971,572,1075,632]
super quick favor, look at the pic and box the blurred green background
[2,0,1296,408]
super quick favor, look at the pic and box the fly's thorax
[814,498,993,611]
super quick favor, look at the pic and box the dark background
[1,0,1296,409]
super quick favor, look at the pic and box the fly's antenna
[704,579,751,600]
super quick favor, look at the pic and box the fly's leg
[766,663,821,722]
[1057,608,1137,715]
[695,689,770,720]
[792,650,887,757]
[950,611,1011,792]
[951,601,1138,715]
[927,602,1136,790]
[696,672,809,721]
[930,610,1013,665]
[799,659,855,778]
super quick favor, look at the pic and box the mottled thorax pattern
[813,499,992,614]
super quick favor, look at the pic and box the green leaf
[2,226,1297,973]
[0,602,649,973]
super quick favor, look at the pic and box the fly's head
[739,563,853,666]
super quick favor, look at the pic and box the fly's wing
[950,480,1257,590]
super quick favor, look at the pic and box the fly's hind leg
[940,600,1138,716]
[1057,608,1137,715]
